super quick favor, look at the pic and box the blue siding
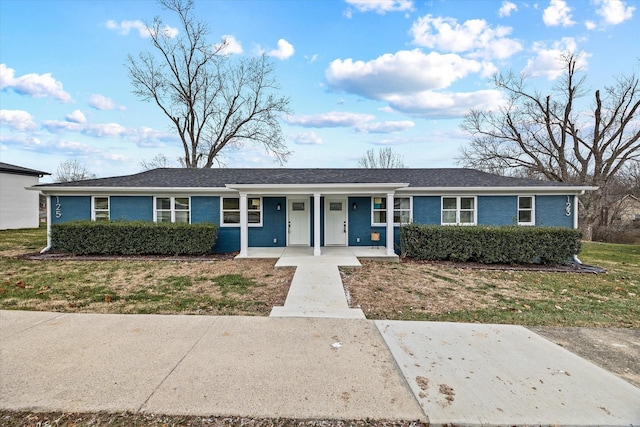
[536,195,574,227]
[215,228,240,253]
[111,196,153,221]
[478,196,517,226]
[348,197,371,246]
[248,197,286,247]
[51,196,90,223]
[413,196,440,225]
[191,196,218,224]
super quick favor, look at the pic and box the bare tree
[54,159,96,183]
[139,153,173,171]
[458,53,640,232]
[358,147,406,168]
[127,0,291,168]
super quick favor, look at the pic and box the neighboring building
[33,168,596,255]
[611,194,640,225]
[0,162,50,230]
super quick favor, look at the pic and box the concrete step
[269,306,365,319]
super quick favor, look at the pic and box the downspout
[40,193,52,253]
[573,191,584,265]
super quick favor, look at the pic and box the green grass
[0,224,47,253]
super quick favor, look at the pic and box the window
[441,196,476,225]
[221,197,262,226]
[518,196,535,225]
[92,196,109,221]
[372,196,411,225]
[155,197,190,223]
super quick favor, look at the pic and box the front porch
[235,246,399,262]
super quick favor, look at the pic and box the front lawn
[0,226,638,327]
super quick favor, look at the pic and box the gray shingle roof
[35,168,577,188]
[0,162,50,177]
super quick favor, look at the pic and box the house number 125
[55,196,62,219]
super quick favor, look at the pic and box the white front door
[324,198,347,246]
[288,198,310,246]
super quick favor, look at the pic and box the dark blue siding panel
[214,227,240,253]
[191,196,218,224]
[248,197,286,247]
[478,196,517,226]
[413,196,440,225]
[348,197,372,246]
[111,196,153,221]
[536,195,574,227]
[51,196,90,223]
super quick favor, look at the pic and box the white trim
[153,196,191,224]
[517,195,535,226]
[371,195,412,226]
[33,186,232,195]
[226,183,410,195]
[220,196,263,227]
[404,186,597,194]
[441,196,477,226]
[91,196,110,221]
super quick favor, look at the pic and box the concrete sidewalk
[1,310,639,426]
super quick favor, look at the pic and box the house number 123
[55,196,62,219]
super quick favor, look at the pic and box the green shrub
[51,221,218,255]
[400,225,582,265]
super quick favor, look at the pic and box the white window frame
[92,196,110,221]
[221,196,263,227]
[517,196,535,226]
[441,196,477,226]
[154,196,191,224]
[371,196,412,226]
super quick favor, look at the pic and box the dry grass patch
[342,258,640,327]
[1,258,293,316]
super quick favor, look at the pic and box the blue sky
[1,0,638,181]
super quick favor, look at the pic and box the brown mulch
[16,251,239,262]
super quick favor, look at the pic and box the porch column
[313,193,321,256]
[239,193,248,257]
[386,192,395,256]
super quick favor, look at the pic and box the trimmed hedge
[400,224,582,265]
[51,221,218,255]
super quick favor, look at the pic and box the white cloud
[216,35,243,55]
[543,0,575,27]
[88,94,125,111]
[326,50,484,99]
[498,1,518,17]
[0,109,37,131]
[284,111,375,127]
[356,120,415,133]
[290,131,323,145]
[55,140,102,155]
[585,20,597,30]
[385,89,506,118]
[65,110,86,124]
[345,0,414,15]
[523,38,587,80]
[0,64,72,102]
[595,0,635,25]
[0,133,43,149]
[105,19,178,38]
[410,15,522,60]
[268,39,295,60]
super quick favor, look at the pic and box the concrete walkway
[270,247,366,319]
[1,310,639,426]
